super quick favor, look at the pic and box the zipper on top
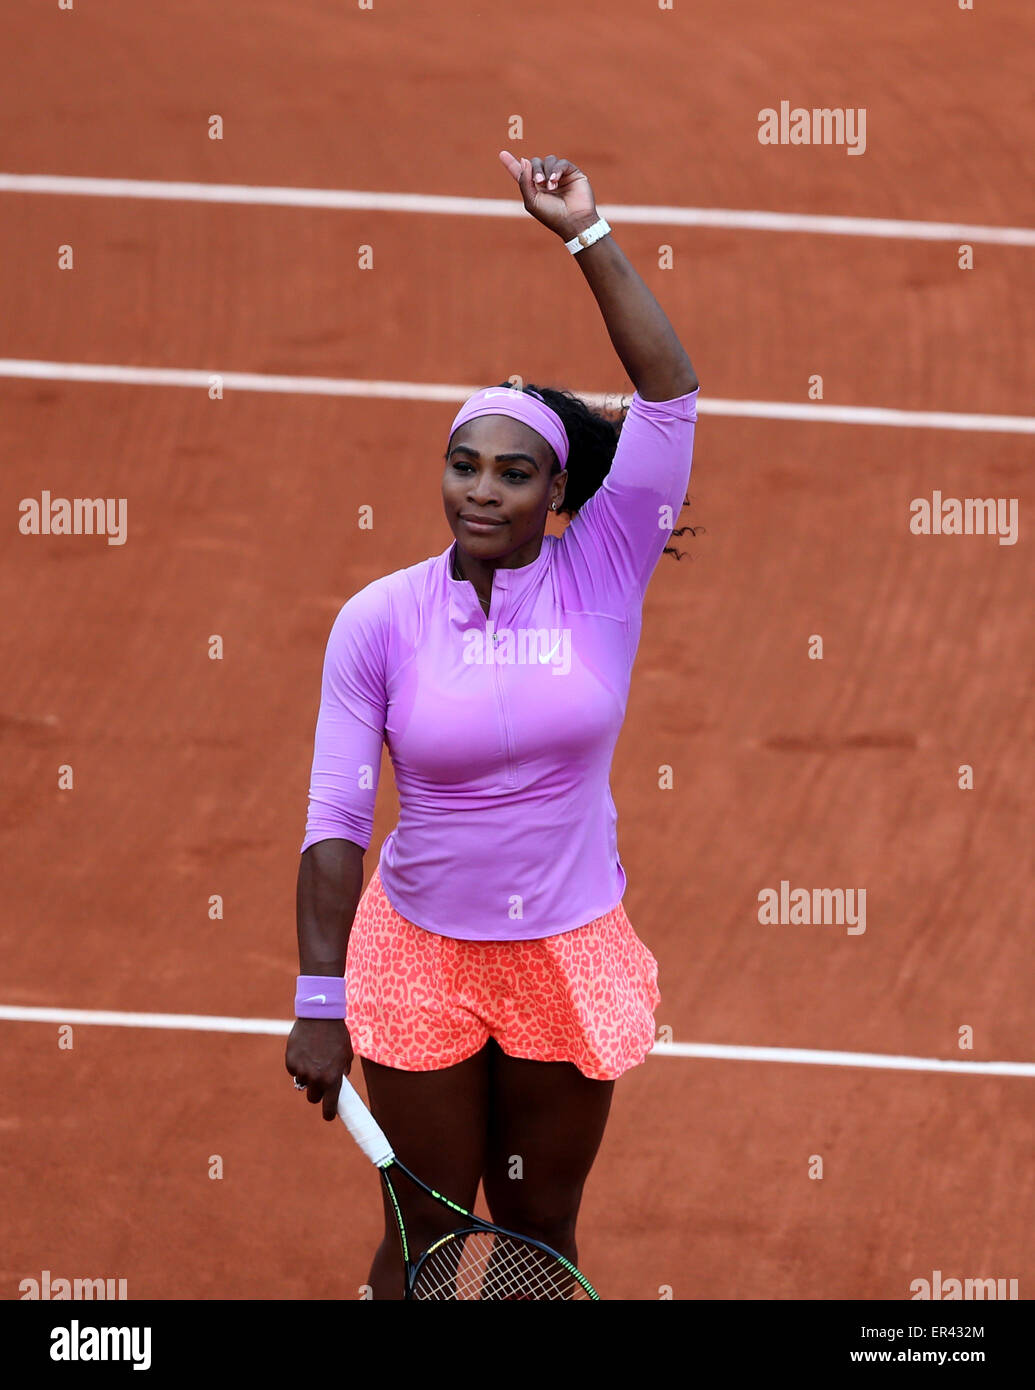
[484,583,518,788]
[454,547,519,788]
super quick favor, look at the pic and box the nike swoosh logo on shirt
[539,640,563,664]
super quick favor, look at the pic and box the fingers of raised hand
[531,156,565,190]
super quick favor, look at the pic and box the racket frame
[337,1074,600,1300]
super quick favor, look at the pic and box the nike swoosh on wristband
[303,994,327,1004]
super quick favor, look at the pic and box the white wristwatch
[564,216,612,255]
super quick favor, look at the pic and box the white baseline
[1,360,1032,434]
[1,1005,1031,1076]
[1,172,1033,247]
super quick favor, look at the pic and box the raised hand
[498,151,598,241]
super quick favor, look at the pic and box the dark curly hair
[497,380,701,560]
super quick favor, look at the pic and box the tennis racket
[336,1074,600,1300]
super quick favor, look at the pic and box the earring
[551,503,557,510]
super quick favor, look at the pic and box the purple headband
[448,386,569,469]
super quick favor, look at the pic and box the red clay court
[1,1,1032,1301]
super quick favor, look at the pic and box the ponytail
[499,381,699,560]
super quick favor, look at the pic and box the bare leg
[480,1038,615,1269]
[359,1046,490,1299]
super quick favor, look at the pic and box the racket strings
[411,1231,591,1301]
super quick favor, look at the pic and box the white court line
[652,1042,1034,1077]
[2,359,1034,434]
[1,172,1034,247]
[0,1005,289,1037]
[1,1005,1031,1076]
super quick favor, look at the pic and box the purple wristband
[295,974,347,1020]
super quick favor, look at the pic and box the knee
[519,1216,578,1265]
[485,1188,581,1258]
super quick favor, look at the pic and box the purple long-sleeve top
[301,387,699,940]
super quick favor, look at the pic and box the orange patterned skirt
[345,866,660,1081]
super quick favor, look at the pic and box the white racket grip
[336,1075,395,1168]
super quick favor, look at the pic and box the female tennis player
[285,151,699,1299]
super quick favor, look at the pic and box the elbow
[678,355,700,396]
[638,356,699,402]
